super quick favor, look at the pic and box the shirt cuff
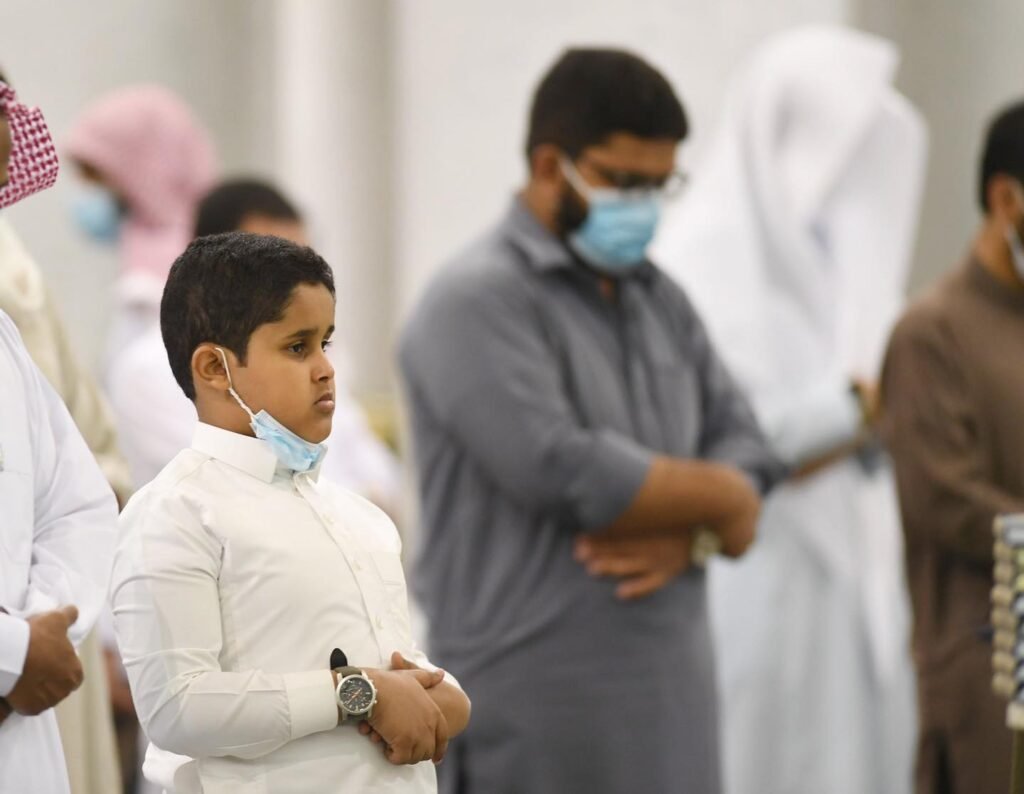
[284,669,338,741]
[0,613,30,697]
[764,380,862,467]
[575,430,654,531]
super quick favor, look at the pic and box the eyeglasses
[576,155,688,198]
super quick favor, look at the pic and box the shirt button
[353,560,363,571]
[375,616,384,629]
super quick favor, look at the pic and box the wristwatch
[690,526,722,568]
[334,666,377,722]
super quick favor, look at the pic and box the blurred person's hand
[575,532,693,600]
[7,606,83,715]
[852,378,881,428]
[790,378,881,482]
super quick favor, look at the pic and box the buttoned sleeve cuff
[284,669,338,741]
[0,613,30,697]
[575,431,654,531]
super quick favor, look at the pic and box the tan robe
[881,257,1024,794]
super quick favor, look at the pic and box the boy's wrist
[333,666,377,723]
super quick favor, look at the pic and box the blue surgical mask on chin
[215,347,326,473]
[71,184,122,243]
[561,158,661,274]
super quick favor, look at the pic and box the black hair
[194,178,301,238]
[979,101,1024,213]
[525,48,688,161]
[161,232,335,400]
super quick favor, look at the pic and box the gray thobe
[399,200,784,794]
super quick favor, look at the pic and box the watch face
[339,676,375,714]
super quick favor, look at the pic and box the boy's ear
[192,343,231,393]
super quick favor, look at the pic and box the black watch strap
[329,647,348,669]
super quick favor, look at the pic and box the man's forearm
[603,455,760,556]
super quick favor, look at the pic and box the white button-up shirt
[0,311,118,794]
[111,422,442,793]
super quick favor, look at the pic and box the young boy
[109,233,469,793]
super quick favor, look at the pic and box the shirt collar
[967,256,1024,313]
[502,197,574,273]
[191,422,324,483]
[501,196,656,282]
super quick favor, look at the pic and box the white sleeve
[111,489,338,760]
[0,613,30,696]
[759,377,863,467]
[3,317,118,645]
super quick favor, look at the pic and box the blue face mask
[71,184,122,243]
[216,347,326,473]
[561,158,661,274]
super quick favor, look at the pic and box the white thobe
[0,311,118,793]
[654,25,925,794]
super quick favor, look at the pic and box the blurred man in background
[401,48,784,794]
[65,84,216,359]
[881,100,1024,794]
[655,26,924,794]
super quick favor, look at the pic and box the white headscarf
[654,25,927,428]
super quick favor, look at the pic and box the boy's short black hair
[979,101,1024,212]
[525,48,688,161]
[194,178,301,238]
[161,232,335,400]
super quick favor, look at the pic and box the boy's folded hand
[388,650,446,686]
[364,666,450,765]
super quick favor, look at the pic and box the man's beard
[554,185,588,238]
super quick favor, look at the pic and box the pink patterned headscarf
[0,81,59,209]
[66,85,217,282]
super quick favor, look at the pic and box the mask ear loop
[215,346,256,421]
[559,156,593,201]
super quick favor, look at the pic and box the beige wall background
[2,0,1022,395]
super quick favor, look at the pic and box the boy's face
[232,282,337,444]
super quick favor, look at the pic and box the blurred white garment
[653,25,926,794]
[106,322,401,507]
[0,217,133,503]
[107,271,165,367]
[0,311,118,794]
